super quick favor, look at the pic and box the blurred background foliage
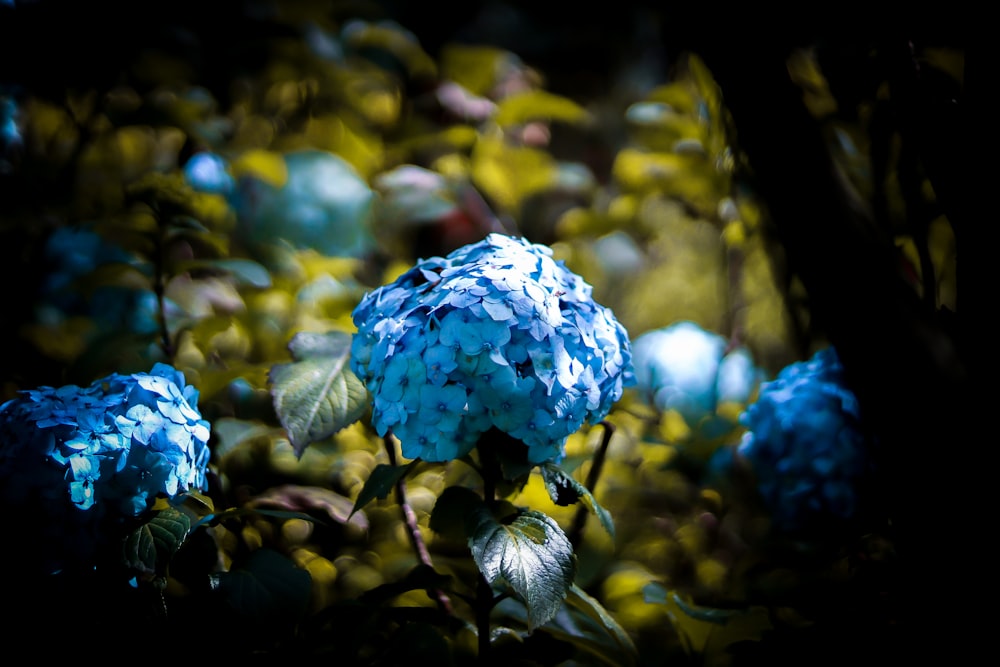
[0,1,977,665]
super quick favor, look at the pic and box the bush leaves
[269,330,369,457]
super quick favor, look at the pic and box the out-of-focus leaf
[75,262,151,294]
[469,506,576,630]
[164,225,230,257]
[555,583,640,667]
[165,275,245,319]
[351,461,417,517]
[643,583,773,660]
[168,489,216,518]
[211,416,281,458]
[246,484,369,530]
[429,485,485,541]
[439,44,513,96]
[540,463,615,539]
[341,19,438,82]
[214,547,312,623]
[494,90,591,128]
[358,564,454,606]
[177,257,272,288]
[471,135,558,212]
[268,330,369,457]
[167,215,211,232]
[230,148,288,187]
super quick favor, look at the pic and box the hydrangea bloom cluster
[736,347,872,533]
[231,149,376,258]
[183,151,234,195]
[351,233,634,464]
[631,321,764,430]
[0,364,211,573]
[38,224,161,336]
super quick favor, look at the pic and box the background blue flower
[183,151,234,195]
[36,224,163,337]
[351,233,634,464]
[736,347,874,535]
[631,321,765,436]
[230,149,376,259]
[0,363,211,574]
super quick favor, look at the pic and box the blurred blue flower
[631,321,764,432]
[231,149,376,258]
[352,233,634,464]
[737,347,872,534]
[183,151,234,195]
[36,224,162,336]
[1,93,22,155]
[0,363,211,574]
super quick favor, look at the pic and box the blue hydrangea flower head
[37,223,161,336]
[184,151,234,195]
[736,347,872,534]
[0,363,211,574]
[351,233,635,464]
[231,149,376,258]
[631,321,764,429]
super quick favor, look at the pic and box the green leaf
[269,330,369,457]
[494,90,592,127]
[352,461,417,517]
[643,583,773,659]
[211,417,280,458]
[563,583,639,666]
[429,485,488,541]
[178,257,273,288]
[122,507,192,577]
[540,463,615,539]
[214,548,312,623]
[469,507,576,630]
[247,484,370,531]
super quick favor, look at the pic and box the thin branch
[384,433,452,614]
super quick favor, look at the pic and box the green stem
[476,572,495,661]
[152,203,174,361]
[568,421,615,549]
[471,429,508,662]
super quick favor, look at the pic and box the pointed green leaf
[541,463,615,539]
[469,507,576,630]
[269,330,369,457]
[122,507,192,576]
[643,583,773,658]
[429,485,487,541]
[122,524,158,576]
[564,583,639,666]
[352,462,417,517]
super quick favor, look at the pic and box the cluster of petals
[737,347,871,532]
[0,362,211,519]
[351,233,634,463]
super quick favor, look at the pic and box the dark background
[0,2,986,663]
